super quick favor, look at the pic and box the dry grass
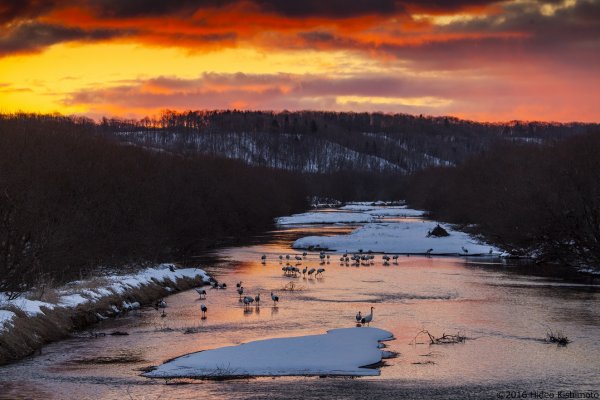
[65,277,110,293]
[546,329,570,346]
[0,273,208,365]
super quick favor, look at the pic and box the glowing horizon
[0,0,599,122]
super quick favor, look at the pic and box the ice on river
[276,211,375,225]
[293,220,500,255]
[145,327,394,378]
[276,207,423,225]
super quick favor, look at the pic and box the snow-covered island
[282,204,501,256]
[145,327,394,378]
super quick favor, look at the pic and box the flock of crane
[156,250,382,326]
[182,278,281,320]
[154,245,490,327]
[268,251,376,326]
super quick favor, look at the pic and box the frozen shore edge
[0,265,210,365]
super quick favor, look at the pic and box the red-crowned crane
[361,307,374,326]
[155,299,166,309]
[243,296,254,309]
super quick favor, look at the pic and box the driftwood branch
[412,329,467,345]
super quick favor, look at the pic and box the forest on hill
[102,110,598,175]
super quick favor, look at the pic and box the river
[1,216,599,399]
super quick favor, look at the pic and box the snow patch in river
[145,327,394,378]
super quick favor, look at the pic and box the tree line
[0,113,307,297]
[406,131,600,267]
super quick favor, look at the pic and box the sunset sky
[0,0,598,122]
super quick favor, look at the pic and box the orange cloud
[0,0,598,122]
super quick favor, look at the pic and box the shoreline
[0,265,211,365]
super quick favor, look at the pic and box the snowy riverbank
[0,264,210,364]
[145,327,394,378]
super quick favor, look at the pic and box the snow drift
[145,327,394,378]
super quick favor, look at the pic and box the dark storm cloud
[1,0,597,68]
[0,22,133,55]
[426,0,600,67]
[87,0,216,18]
[0,0,59,23]
[81,0,403,19]
[85,0,502,19]
[442,0,600,38]
[254,0,402,18]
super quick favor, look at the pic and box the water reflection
[0,222,599,400]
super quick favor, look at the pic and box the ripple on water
[0,221,599,399]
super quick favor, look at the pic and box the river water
[1,217,599,399]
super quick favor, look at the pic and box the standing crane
[361,307,374,326]
[271,291,279,306]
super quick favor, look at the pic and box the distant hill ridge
[103,110,598,174]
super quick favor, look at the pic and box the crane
[355,311,362,324]
[243,296,254,309]
[361,307,374,326]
